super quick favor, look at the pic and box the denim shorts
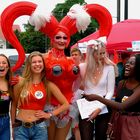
[44,104,72,128]
[14,121,48,140]
[0,114,10,140]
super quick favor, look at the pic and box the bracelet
[49,112,54,118]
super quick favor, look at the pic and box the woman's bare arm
[84,87,140,110]
[47,81,69,116]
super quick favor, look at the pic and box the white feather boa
[67,4,91,33]
[29,0,65,31]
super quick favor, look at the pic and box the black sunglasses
[55,36,68,40]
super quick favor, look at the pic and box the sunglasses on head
[55,36,68,40]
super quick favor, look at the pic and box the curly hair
[134,54,140,82]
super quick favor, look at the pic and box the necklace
[33,82,40,87]
[31,78,42,87]
[93,66,103,82]
[51,48,65,59]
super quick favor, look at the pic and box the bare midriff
[16,109,39,122]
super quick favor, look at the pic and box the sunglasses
[55,36,68,40]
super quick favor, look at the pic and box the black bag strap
[132,83,140,90]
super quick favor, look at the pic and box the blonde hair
[19,51,46,104]
[84,41,101,82]
[70,47,82,56]
[84,40,118,83]
[97,41,118,77]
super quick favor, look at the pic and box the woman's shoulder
[79,62,86,68]
[46,80,57,89]
[105,64,114,68]
[14,76,24,88]
[19,76,25,83]
[118,80,126,88]
[104,64,114,70]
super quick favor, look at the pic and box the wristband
[49,112,54,118]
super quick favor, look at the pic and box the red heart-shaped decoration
[1,1,112,72]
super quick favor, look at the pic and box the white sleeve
[99,65,115,110]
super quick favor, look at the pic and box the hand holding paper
[77,98,108,119]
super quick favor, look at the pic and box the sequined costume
[44,48,80,105]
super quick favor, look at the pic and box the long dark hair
[0,54,13,96]
[0,54,13,81]
[134,54,140,82]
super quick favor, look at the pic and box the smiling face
[31,55,44,74]
[124,56,135,77]
[0,55,9,78]
[53,31,68,50]
[99,47,106,63]
[92,42,106,64]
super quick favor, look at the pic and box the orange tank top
[19,82,47,110]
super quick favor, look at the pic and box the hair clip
[87,40,98,46]
[88,44,98,51]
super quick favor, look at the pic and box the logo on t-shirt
[35,91,43,99]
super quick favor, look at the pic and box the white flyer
[77,98,108,119]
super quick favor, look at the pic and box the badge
[21,91,29,98]
[35,91,43,99]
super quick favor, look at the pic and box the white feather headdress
[67,4,91,33]
[29,0,65,31]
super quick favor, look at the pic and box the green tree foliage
[7,29,21,49]
[7,24,48,53]
[54,0,85,21]
[20,23,47,53]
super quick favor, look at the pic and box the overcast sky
[1,0,140,31]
